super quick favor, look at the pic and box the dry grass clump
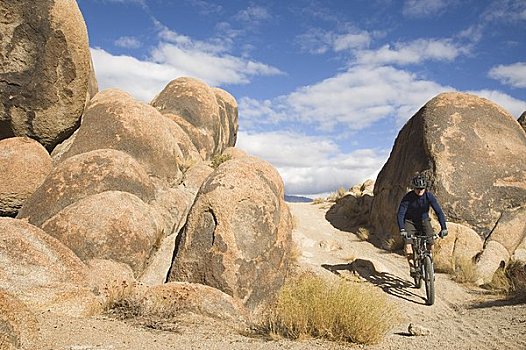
[485,261,526,297]
[211,154,232,168]
[261,273,398,345]
[326,187,347,202]
[506,261,526,296]
[311,197,326,205]
[451,256,478,284]
[355,227,370,241]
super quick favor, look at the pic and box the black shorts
[404,219,434,245]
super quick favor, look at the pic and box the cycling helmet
[411,175,427,189]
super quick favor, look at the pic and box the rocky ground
[37,202,526,350]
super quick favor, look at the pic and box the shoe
[409,267,417,277]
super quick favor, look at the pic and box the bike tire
[413,250,422,288]
[424,255,435,305]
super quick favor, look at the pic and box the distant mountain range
[284,195,313,203]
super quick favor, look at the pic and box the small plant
[355,227,370,241]
[506,261,526,298]
[451,256,478,284]
[311,197,326,205]
[485,265,512,294]
[327,187,347,202]
[211,154,232,168]
[484,261,526,297]
[260,273,398,344]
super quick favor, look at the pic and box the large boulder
[519,111,526,133]
[433,222,483,272]
[0,137,52,217]
[0,218,97,316]
[370,92,526,249]
[213,87,239,150]
[17,149,155,227]
[474,206,526,284]
[140,187,196,285]
[151,77,234,159]
[167,156,293,309]
[59,89,185,184]
[326,180,375,232]
[0,0,94,151]
[0,290,39,350]
[130,282,248,323]
[41,191,163,276]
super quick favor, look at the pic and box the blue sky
[77,0,526,196]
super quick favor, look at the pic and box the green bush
[211,154,232,169]
[261,273,398,344]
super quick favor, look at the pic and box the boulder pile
[0,0,294,335]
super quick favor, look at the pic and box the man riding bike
[397,174,448,277]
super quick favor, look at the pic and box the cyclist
[397,174,448,277]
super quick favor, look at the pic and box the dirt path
[36,202,526,349]
[289,202,526,350]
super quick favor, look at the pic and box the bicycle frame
[411,233,438,305]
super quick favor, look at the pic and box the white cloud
[403,0,454,18]
[236,131,388,195]
[90,27,283,101]
[355,38,469,66]
[90,48,181,101]
[488,62,526,89]
[240,65,451,131]
[468,89,526,118]
[150,43,283,86]
[234,5,271,23]
[482,0,526,23]
[185,0,223,15]
[297,28,371,54]
[114,36,142,49]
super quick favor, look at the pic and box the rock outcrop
[370,92,526,250]
[0,290,40,350]
[17,149,155,227]
[326,180,375,233]
[58,89,186,184]
[433,222,483,272]
[519,111,526,133]
[0,218,98,316]
[0,0,95,150]
[151,77,238,159]
[168,155,293,309]
[41,191,163,276]
[0,137,52,217]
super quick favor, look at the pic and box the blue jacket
[397,190,447,230]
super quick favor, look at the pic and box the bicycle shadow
[322,259,427,305]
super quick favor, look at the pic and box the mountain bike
[411,233,438,305]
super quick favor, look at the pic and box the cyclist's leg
[423,219,434,254]
[404,220,417,273]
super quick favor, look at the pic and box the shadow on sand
[322,259,427,305]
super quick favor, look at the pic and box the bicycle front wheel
[424,255,435,305]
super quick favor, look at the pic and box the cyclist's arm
[428,192,447,230]
[397,198,409,230]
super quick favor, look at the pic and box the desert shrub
[484,261,526,297]
[261,273,398,344]
[485,265,512,294]
[506,261,526,296]
[327,187,347,202]
[311,197,325,205]
[451,256,478,284]
[355,227,370,241]
[211,154,232,168]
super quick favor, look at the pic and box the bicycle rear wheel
[424,255,435,305]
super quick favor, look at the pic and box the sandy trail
[289,202,526,350]
[37,202,526,350]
